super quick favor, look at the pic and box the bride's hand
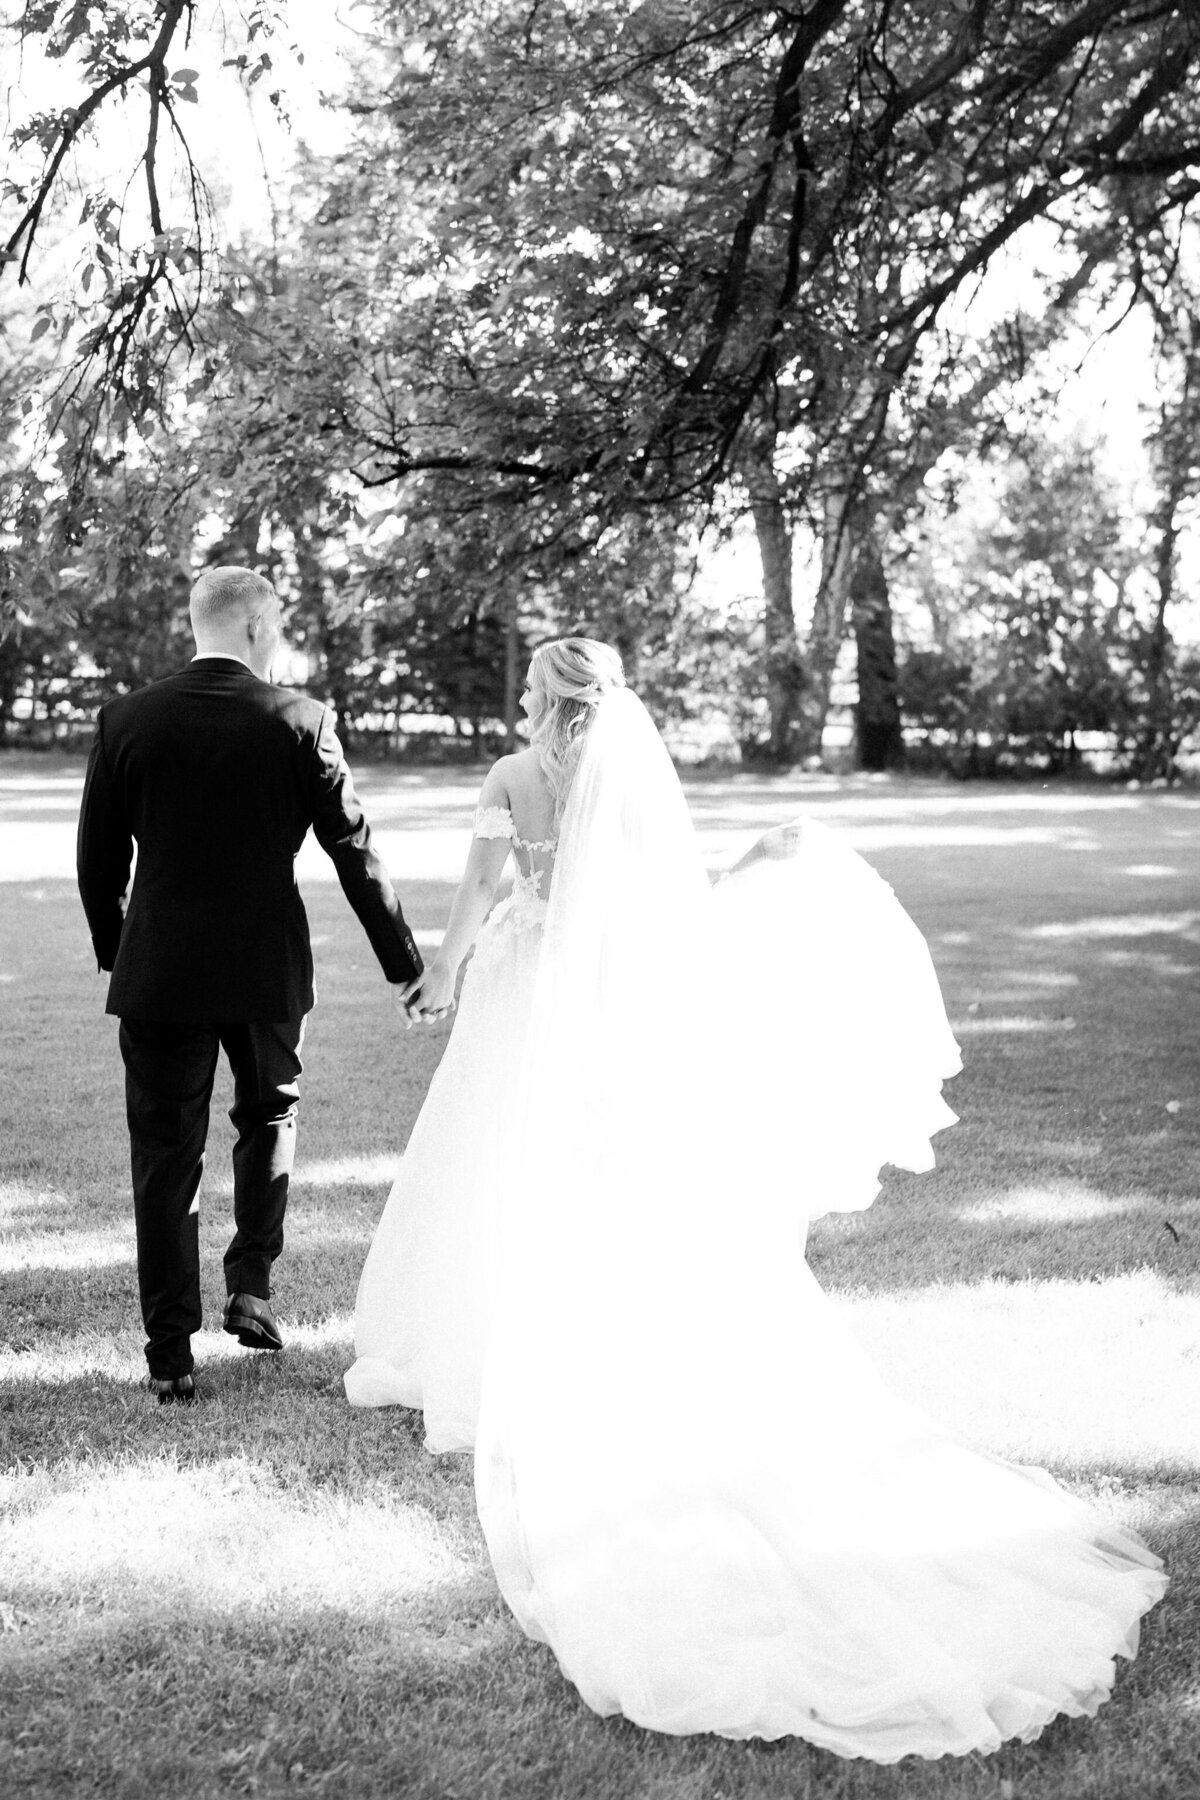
[399,959,457,1023]
[757,822,805,859]
[723,820,806,882]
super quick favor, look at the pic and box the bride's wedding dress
[346,691,1165,1762]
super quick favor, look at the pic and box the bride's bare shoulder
[485,748,555,838]
[495,748,545,794]
[504,746,540,771]
[478,748,543,805]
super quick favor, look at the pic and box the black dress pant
[118,1017,305,1379]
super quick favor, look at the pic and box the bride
[345,638,1165,1762]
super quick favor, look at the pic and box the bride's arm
[718,820,806,883]
[401,765,513,1015]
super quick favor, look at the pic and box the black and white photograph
[2,5,1198,1797]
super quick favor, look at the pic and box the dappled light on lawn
[0,1222,133,1273]
[0,795,85,814]
[0,1454,476,1613]
[1027,910,1200,941]
[0,827,83,881]
[829,823,1105,853]
[842,1269,1200,1476]
[287,1220,391,1255]
[989,968,1080,990]
[686,785,1152,820]
[201,1160,400,1202]
[271,1309,356,1351]
[2,1181,98,1229]
[0,774,85,793]
[2,764,1192,883]
[959,1181,1152,1224]
[1093,948,1199,976]
[0,1313,356,1386]
[292,1152,399,1188]
[951,1014,1076,1035]
[0,1330,141,1387]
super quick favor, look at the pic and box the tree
[1124,218,1200,777]
[7,1,1200,764]
[253,0,1200,755]
[900,434,1141,771]
[897,646,977,769]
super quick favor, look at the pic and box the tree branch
[145,72,164,240]
[3,0,192,284]
[681,0,851,397]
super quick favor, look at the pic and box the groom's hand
[391,986,423,1028]
[393,985,442,1027]
[396,962,456,1025]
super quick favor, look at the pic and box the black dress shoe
[223,1292,284,1351]
[148,1374,196,1405]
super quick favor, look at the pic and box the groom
[76,566,423,1404]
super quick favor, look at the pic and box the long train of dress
[346,784,1165,1761]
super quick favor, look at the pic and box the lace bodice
[474,803,557,933]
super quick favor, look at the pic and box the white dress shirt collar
[191,652,255,672]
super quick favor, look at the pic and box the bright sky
[170,2,368,223]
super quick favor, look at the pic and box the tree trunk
[851,517,905,771]
[746,432,805,763]
[504,591,521,750]
[1137,471,1183,780]
[793,486,857,763]
[0,639,18,743]
[1138,334,1199,780]
[456,605,480,751]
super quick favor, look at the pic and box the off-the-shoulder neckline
[475,801,557,853]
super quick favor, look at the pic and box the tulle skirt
[344,889,543,1450]
[347,824,1165,1759]
[476,1241,1162,1757]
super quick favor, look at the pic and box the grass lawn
[1,753,1198,1800]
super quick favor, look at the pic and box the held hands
[397,958,457,1026]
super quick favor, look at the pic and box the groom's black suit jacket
[77,656,422,1022]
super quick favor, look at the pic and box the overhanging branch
[2,0,193,284]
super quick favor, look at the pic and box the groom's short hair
[190,566,276,631]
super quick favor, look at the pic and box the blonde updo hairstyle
[529,637,626,822]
